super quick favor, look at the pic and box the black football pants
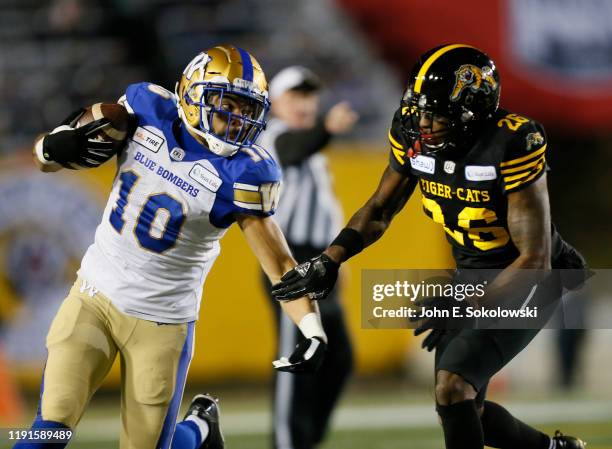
[435,270,563,404]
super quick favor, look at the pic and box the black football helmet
[400,44,500,155]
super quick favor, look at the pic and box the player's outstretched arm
[326,165,418,263]
[33,103,130,172]
[272,165,417,301]
[236,213,327,373]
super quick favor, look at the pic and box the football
[76,102,131,144]
[33,102,131,172]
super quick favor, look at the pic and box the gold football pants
[40,278,195,449]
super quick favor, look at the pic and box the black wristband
[330,228,364,259]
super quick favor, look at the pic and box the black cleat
[183,393,225,449]
[552,430,587,448]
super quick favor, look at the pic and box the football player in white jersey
[18,45,326,449]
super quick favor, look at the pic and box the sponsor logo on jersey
[133,127,165,153]
[444,160,456,174]
[410,155,436,174]
[465,165,497,181]
[189,163,222,193]
[170,147,185,161]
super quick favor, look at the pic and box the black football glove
[271,254,339,301]
[409,296,449,336]
[416,329,447,352]
[409,296,472,352]
[41,108,117,169]
[272,337,327,374]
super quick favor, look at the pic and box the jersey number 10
[109,171,186,253]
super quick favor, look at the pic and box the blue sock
[171,421,202,449]
[12,420,72,449]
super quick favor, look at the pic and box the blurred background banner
[337,0,612,132]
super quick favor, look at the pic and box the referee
[259,66,358,449]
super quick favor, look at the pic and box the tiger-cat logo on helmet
[450,65,498,102]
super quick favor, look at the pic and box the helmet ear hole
[185,105,201,127]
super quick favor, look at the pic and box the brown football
[76,103,131,143]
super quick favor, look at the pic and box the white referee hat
[269,66,321,100]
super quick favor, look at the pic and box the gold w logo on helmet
[450,65,498,102]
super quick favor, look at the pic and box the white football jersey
[78,82,280,323]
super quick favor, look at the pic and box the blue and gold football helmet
[176,45,270,157]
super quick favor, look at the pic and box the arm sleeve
[209,154,283,228]
[500,121,548,194]
[274,118,331,167]
[388,108,412,176]
[232,155,283,217]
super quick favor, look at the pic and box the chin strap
[178,108,240,157]
[202,131,240,157]
[408,140,422,158]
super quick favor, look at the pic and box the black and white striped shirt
[259,118,343,249]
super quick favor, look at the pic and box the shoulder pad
[388,108,412,175]
[230,146,282,216]
[236,145,281,184]
[496,111,547,193]
[124,82,177,123]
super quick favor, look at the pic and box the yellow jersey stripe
[503,159,545,182]
[234,189,262,204]
[414,44,476,93]
[392,146,406,165]
[505,163,545,191]
[500,144,547,167]
[388,129,404,149]
[504,170,531,183]
[500,154,545,174]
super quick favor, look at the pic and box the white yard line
[71,399,612,442]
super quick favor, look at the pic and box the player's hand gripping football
[38,108,118,169]
[273,336,327,374]
[272,254,339,301]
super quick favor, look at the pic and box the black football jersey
[388,107,562,269]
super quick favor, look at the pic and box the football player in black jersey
[272,44,587,449]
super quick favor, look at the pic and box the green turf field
[2,386,610,448]
[4,422,610,449]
